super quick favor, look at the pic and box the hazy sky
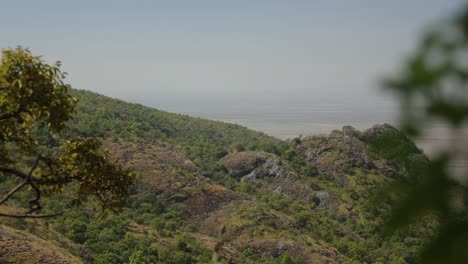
[0,0,465,113]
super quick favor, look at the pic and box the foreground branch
[0,166,54,185]
[0,156,42,208]
[0,166,30,181]
[0,180,28,205]
[0,110,20,121]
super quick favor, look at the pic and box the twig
[0,156,42,206]
[0,181,28,205]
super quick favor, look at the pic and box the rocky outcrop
[221,151,317,199]
[315,191,340,210]
[243,158,292,182]
[305,135,373,169]
[220,151,270,177]
[302,130,374,185]
[360,123,427,177]
[299,125,407,186]
[220,151,343,210]
[244,158,307,197]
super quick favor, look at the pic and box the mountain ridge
[0,89,433,264]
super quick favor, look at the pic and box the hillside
[0,224,82,264]
[0,90,433,263]
[67,90,285,150]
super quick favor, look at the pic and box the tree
[0,47,135,218]
[384,5,468,263]
[129,250,151,264]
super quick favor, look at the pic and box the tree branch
[0,156,41,206]
[0,166,77,187]
[0,166,48,185]
[27,181,42,214]
[0,166,29,181]
[0,181,28,205]
[26,157,42,213]
[0,107,23,121]
[0,163,66,218]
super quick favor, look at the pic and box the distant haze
[0,0,465,136]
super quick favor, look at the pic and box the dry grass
[0,225,82,264]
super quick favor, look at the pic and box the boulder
[314,191,340,210]
[220,151,270,177]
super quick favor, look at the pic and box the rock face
[305,135,373,169]
[220,151,270,177]
[302,129,374,185]
[243,158,292,182]
[221,151,316,199]
[298,125,409,187]
[244,158,305,197]
[220,151,343,213]
[305,146,332,161]
[315,191,340,210]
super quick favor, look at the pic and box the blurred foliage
[384,5,468,263]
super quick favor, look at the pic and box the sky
[0,0,466,115]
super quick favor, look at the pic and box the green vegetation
[66,89,289,188]
[1,84,435,263]
[0,47,448,263]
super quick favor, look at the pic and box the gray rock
[342,136,374,169]
[220,151,269,177]
[314,191,340,210]
[242,157,316,198]
[243,159,291,182]
[305,147,331,162]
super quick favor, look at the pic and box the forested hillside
[1,89,434,264]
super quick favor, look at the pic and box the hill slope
[0,225,82,264]
[1,90,433,264]
[67,89,285,150]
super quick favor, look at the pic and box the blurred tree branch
[384,4,468,263]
